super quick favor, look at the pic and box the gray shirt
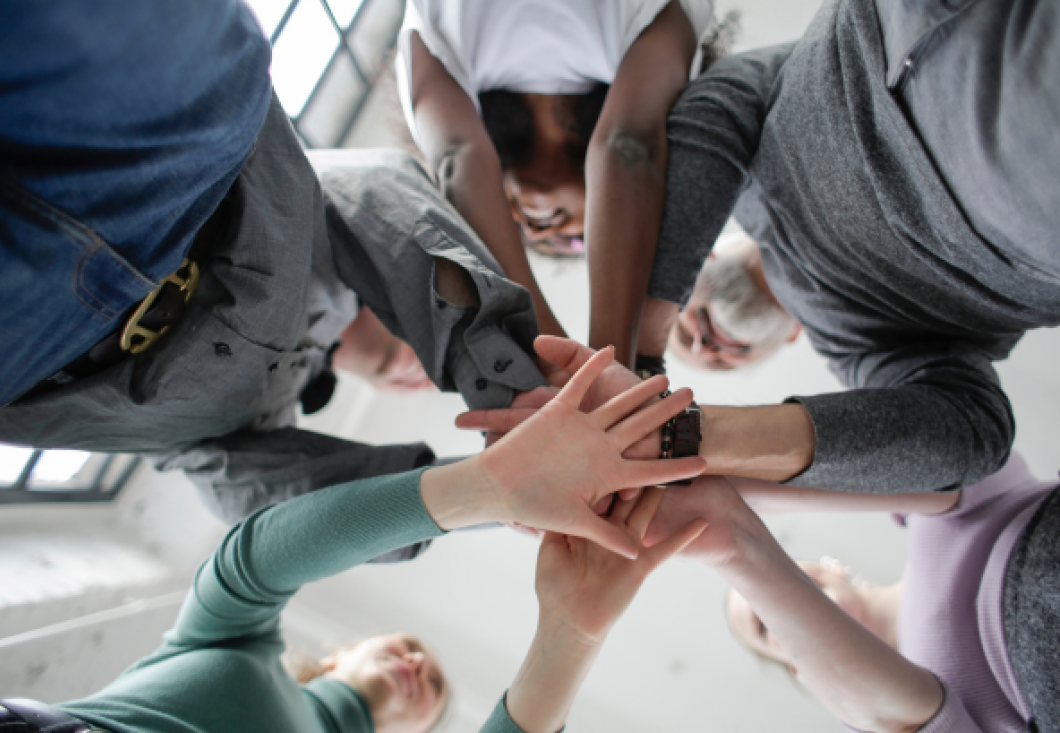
[0,98,546,522]
[649,0,1060,492]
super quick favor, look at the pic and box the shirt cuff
[482,693,566,733]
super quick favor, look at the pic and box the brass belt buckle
[120,259,200,354]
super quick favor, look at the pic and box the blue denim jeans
[0,0,271,404]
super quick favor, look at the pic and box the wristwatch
[661,403,702,459]
[660,398,702,486]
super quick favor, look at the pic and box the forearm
[505,616,603,733]
[731,475,960,516]
[586,132,667,367]
[171,469,442,645]
[436,144,565,338]
[699,403,815,482]
[722,542,942,732]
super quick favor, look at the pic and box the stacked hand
[643,475,773,571]
[421,344,705,558]
[457,336,663,461]
[535,486,709,642]
[419,340,713,732]
[506,488,707,733]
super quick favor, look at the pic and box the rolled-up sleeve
[311,150,546,412]
[788,341,1014,493]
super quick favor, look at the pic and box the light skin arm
[421,345,705,557]
[643,475,959,561]
[407,32,566,340]
[678,481,943,733]
[456,336,818,481]
[584,1,696,367]
[505,488,706,732]
[728,475,960,516]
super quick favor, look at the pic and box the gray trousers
[1004,487,1060,732]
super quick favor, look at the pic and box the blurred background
[2,0,1058,730]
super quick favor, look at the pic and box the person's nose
[403,650,425,671]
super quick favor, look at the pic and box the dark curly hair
[478,84,609,173]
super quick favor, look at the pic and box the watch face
[672,407,702,458]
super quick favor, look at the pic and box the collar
[305,678,375,733]
[873,0,980,88]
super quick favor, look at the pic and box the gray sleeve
[648,43,795,305]
[788,341,1015,493]
[309,150,547,412]
[151,426,434,526]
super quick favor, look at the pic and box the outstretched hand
[535,487,709,642]
[477,346,705,558]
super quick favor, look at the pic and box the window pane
[348,0,404,74]
[271,0,340,117]
[31,450,92,483]
[327,0,367,30]
[0,445,34,484]
[298,48,367,148]
[244,0,296,39]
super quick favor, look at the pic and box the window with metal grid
[0,446,140,504]
[248,0,405,148]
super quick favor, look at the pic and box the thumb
[571,507,640,560]
[535,335,594,374]
[643,518,709,568]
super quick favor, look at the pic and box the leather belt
[19,198,228,401]
[0,698,104,732]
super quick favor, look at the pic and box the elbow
[960,392,1015,488]
[430,140,499,194]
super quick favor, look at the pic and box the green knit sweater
[58,469,525,733]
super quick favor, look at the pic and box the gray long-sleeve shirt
[0,97,545,522]
[649,0,1060,493]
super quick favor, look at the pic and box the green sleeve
[479,693,566,733]
[163,467,444,649]
[481,695,527,733]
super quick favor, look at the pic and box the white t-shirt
[396,0,715,147]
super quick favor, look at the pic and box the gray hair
[692,256,796,347]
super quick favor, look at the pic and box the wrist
[535,605,613,650]
[419,456,501,531]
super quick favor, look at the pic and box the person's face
[669,253,797,372]
[671,296,799,371]
[503,164,586,257]
[726,561,870,672]
[324,633,448,733]
[669,301,769,371]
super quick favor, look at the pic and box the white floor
[4,1,1060,732]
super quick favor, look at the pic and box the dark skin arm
[585,2,696,367]
[407,32,567,340]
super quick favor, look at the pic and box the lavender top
[897,454,1056,732]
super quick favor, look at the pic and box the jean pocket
[0,177,155,403]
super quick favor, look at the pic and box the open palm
[478,347,705,558]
